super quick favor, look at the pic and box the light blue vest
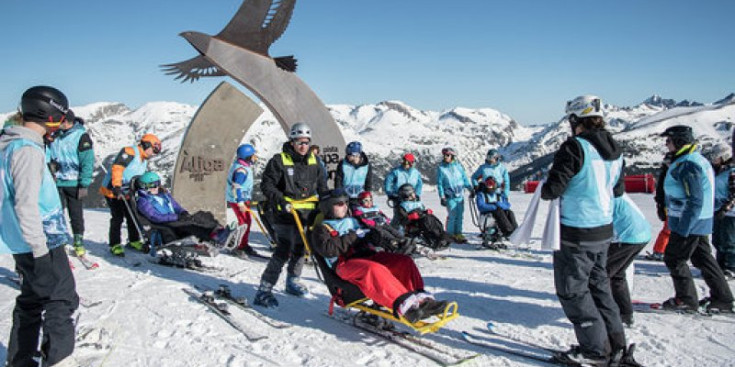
[560,137,623,228]
[714,167,735,215]
[340,160,369,198]
[472,163,507,192]
[664,151,714,235]
[226,160,253,203]
[385,167,422,196]
[101,145,148,190]
[437,161,468,198]
[354,204,387,225]
[0,140,70,254]
[46,123,86,181]
[612,195,652,244]
[322,217,361,267]
[400,200,425,213]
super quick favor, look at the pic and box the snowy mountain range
[3,93,734,206]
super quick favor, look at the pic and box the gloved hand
[656,204,667,222]
[407,212,420,221]
[468,189,476,199]
[486,203,498,212]
[179,211,191,219]
[715,208,728,220]
[112,186,125,200]
[440,198,448,207]
[278,197,292,213]
[77,186,88,199]
[355,228,368,238]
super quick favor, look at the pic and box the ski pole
[290,207,312,256]
[469,196,480,228]
[121,195,146,244]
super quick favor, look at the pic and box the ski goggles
[152,142,161,154]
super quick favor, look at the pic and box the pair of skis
[632,301,735,323]
[183,285,291,342]
[66,245,99,270]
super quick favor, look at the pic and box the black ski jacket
[541,129,625,242]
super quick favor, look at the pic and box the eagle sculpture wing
[160,55,226,83]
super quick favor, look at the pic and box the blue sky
[1,0,733,125]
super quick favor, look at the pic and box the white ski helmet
[289,122,312,140]
[565,95,604,120]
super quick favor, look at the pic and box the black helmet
[660,125,694,149]
[398,183,416,200]
[319,188,350,218]
[20,86,69,124]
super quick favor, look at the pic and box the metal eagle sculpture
[162,0,297,82]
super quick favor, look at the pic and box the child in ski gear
[541,95,633,364]
[226,144,260,258]
[1,86,79,367]
[472,148,510,199]
[384,153,422,228]
[436,147,473,243]
[136,172,231,246]
[254,122,329,307]
[660,125,734,313]
[647,151,675,261]
[100,133,161,256]
[706,143,735,279]
[311,189,449,323]
[475,177,518,248]
[352,191,415,255]
[395,184,453,250]
[45,109,94,257]
[334,141,374,204]
[607,194,651,327]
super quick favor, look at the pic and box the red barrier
[624,174,655,193]
[524,180,540,193]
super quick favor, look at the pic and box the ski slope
[1,193,733,367]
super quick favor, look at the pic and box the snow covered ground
[1,192,734,367]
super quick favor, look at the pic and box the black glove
[715,208,728,220]
[469,190,476,199]
[278,198,293,214]
[112,186,125,200]
[440,198,448,207]
[365,228,382,247]
[77,186,88,199]
[656,204,667,222]
[179,211,191,219]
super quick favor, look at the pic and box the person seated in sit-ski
[136,172,231,245]
[351,191,413,253]
[311,189,450,323]
[475,176,518,241]
[394,184,453,249]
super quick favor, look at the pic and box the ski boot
[452,234,468,244]
[644,251,664,261]
[72,234,86,257]
[128,240,145,252]
[555,345,608,367]
[661,297,698,312]
[285,276,309,297]
[253,282,279,308]
[110,244,125,257]
[609,344,643,367]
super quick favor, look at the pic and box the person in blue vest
[45,109,94,258]
[254,122,329,308]
[607,194,651,327]
[541,95,638,366]
[99,133,161,256]
[472,148,510,199]
[1,86,79,367]
[436,147,473,243]
[310,189,448,323]
[707,143,735,279]
[334,141,373,205]
[384,153,422,228]
[475,176,517,248]
[136,172,230,245]
[226,144,260,258]
[660,126,734,314]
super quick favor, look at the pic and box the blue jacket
[612,194,652,244]
[664,146,714,236]
[136,190,187,223]
[437,160,472,199]
[475,190,510,214]
[472,162,510,197]
[713,165,735,214]
[384,165,422,198]
[226,158,253,203]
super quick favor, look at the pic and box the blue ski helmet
[346,141,362,155]
[237,144,256,160]
[139,172,161,188]
[486,149,500,163]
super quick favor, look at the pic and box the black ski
[182,288,267,341]
[632,301,735,323]
[328,309,477,366]
[198,285,291,329]
[484,322,565,354]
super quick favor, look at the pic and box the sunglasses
[143,181,160,189]
[45,114,67,128]
[152,143,161,154]
[295,141,310,146]
[443,154,453,158]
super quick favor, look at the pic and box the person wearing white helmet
[254,122,329,308]
[1,86,79,367]
[707,143,735,279]
[541,95,639,366]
